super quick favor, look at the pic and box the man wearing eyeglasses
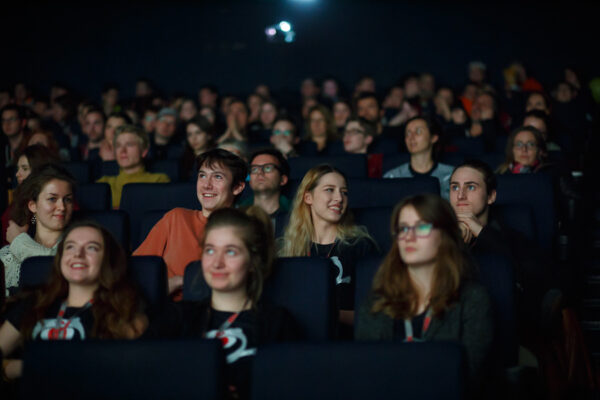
[269,117,299,159]
[241,148,291,235]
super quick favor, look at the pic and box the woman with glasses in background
[496,126,547,174]
[356,194,494,396]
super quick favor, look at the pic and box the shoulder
[458,281,492,307]
[145,172,170,182]
[96,175,116,184]
[383,163,410,178]
[163,208,197,220]
[436,163,455,175]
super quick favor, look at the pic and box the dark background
[2,0,598,99]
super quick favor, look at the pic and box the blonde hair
[279,164,373,256]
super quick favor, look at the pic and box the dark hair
[102,83,120,94]
[195,149,248,194]
[16,144,60,172]
[345,116,377,137]
[185,115,215,139]
[249,148,290,177]
[371,194,467,319]
[85,106,106,122]
[1,104,26,120]
[523,109,549,130]
[53,95,75,117]
[525,91,551,112]
[11,163,76,226]
[354,91,381,112]
[404,115,444,158]
[107,111,132,125]
[272,115,297,135]
[21,220,146,339]
[452,159,497,195]
[201,207,274,307]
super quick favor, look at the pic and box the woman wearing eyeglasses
[356,194,493,395]
[496,126,547,174]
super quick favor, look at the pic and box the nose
[404,227,417,242]
[458,186,467,200]
[56,199,65,211]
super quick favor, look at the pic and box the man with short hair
[97,125,170,208]
[80,106,105,160]
[148,107,178,160]
[342,117,375,154]
[198,85,219,109]
[1,105,27,166]
[218,99,249,143]
[355,92,383,135]
[241,149,290,233]
[134,149,247,295]
[270,116,299,158]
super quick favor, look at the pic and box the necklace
[308,239,338,258]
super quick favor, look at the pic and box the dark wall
[2,1,598,99]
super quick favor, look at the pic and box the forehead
[528,94,545,104]
[205,226,245,246]
[41,179,73,194]
[107,116,126,124]
[398,205,420,222]
[187,122,204,132]
[2,109,18,118]
[315,172,346,187]
[345,121,362,130]
[406,119,428,131]
[200,161,233,177]
[18,155,29,164]
[66,226,103,243]
[523,116,545,129]
[452,167,485,185]
[515,130,536,141]
[86,112,103,122]
[116,132,140,143]
[358,97,378,108]
[273,120,293,131]
[160,115,176,122]
[251,154,279,166]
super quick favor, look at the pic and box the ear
[141,146,149,158]
[431,134,439,144]
[487,189,497,205]
[28,200,37,214]
[279,175,288,187]
[293,136,300,144]
[232,181,245,196]
[365,135,373,145]
[303,191,313,205]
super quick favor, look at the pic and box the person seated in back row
[383,115,454,199]
[96,124,169,209]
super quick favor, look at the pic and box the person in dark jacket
[356,194,494,396]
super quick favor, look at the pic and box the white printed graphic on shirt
[31,317,86,340]
[331,256,351,285]
[205,327,257,364]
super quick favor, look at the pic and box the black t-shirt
[393,309,428,342]
[206,310,258,398]
[310,236,378,310]
[5,298,95,341]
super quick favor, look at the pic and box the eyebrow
[47,192,73,196]
[64,240,102,246]
[449,181,480,186]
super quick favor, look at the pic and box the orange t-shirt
[133,208,207,278]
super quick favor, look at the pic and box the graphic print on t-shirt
[205,327,257,364]
[31,317,86,340]
[330,256,351,285]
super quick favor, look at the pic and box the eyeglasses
[1,117,19,123]
[514,141,537,150]
[396,222,434,239]
[249,163,280,174]
[272,129,293,137]
[344,128,366,136]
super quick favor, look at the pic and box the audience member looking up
[134,149,247,296]
[270,116,299,159]
[1,164,75,295]
[279,165,378,331]
[97,125,170,209]
[356,193,493,395]
[218,100,249,144]
[240,149,290,234]
[147,207,300,399]
[384,116,454,199]
[342,117,376,154]
[0,221,148,380]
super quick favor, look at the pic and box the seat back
[495,173,555,249]
[21,340,224,400]
[149,159,181,182]
[353,255,383,316]
[62,161,91,184]
[352,207,392,252]
[183,257,337,340]
[288,154,368,179]
[348,177,440,208]
[77,183,112,210]
[251,342,464,400]
[492,203,537,243]
[129,256,168,306]
[73,210,130,250]
[137,210,169,249]
[19,256,53,289]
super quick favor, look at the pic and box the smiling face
[512,130,539,166]
[186,123,210,155]
[397,205,441,267]
[405,118,437,155]
[60,226,104,287]
[449,166,496,218]
[202,226,250,295]
[197,162,244,217]
[303,172,348,226]
[16,155,31,185]
[28,179,74,234]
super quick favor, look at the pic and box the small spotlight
[279,21,291,32]
[265,27,277,37]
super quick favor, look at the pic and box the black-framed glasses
[343,128,366,136]
[249,163,281,174]
[395,222,434,239]
[513,141,537,150]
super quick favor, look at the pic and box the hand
[455,211,484,238]
[6,220,28,244]
[168,276,184,294]
[3,359,23,380]
[459,221,473,243]
[272,136,293,156]
[469,122,483,137]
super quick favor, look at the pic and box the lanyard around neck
[404,308,433,343]
[52,299,94,339]
[212,298,249,339]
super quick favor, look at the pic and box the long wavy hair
[304,104,339,142]
[496,125,547,174]
[279,164,373,256]
[201,206,274,307]
[371,194,468,319]
[21,220,146,339]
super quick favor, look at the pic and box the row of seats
[19,252,518,368]
[75,173,554,251]
[21,340,464,400]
